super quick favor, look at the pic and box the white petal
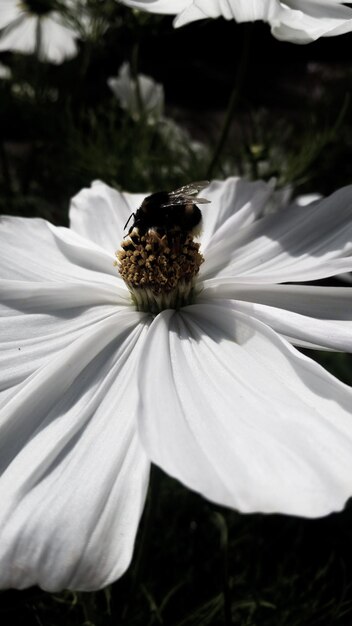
[272,1,352,43]
[200,283,352,349]
[218,299,352,351]
[0,281,123,396]
[174,3,210,26]
[0,216,121,287]
[39,15,78,64]
[138,302,352,517]
[202,281,352,320]
[200,177,273,251]
[121,0,192,14]
[197,0,280,21]
[108,62,164,121]
[0,310,150,591]
[0,15,37,55]
[175,0,282,26]
[202,185,352,283]
[294,192,322,206]
[0,0,21,29]
[69,181,146,253]
[0,61,11,79]
[173,0,352,40]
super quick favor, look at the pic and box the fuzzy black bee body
[125,182,210,239]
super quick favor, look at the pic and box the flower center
[20,0,55,15]
[115,229,204,313]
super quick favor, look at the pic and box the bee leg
[124,212,136,232]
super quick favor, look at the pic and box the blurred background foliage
[1,2,352,624]
[1,2,352,223]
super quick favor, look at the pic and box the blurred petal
[108,62,164,121]
[202,185,352,282]
[0,0,21,28]
[138,302,352,518]
[70,181,146,254]
[0,61,11,78]
[39,15,78,64]
[0,15,37,55]
[0,311,150,591]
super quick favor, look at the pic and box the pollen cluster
[115,229,204,313]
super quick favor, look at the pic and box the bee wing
[168,181,210,197]
[161,181,211,208]
[160,196,211,208]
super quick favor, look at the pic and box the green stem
[206,24,253,180]
[130,40,144,119]
[79,592,97,626]
[34,18,42,61]
[212,512,232,626]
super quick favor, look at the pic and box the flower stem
[212,512,232,626]
[131,40,144,118]
[34,19,42,61]
[206,24,253,180]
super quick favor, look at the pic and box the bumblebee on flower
[117,182,209,312]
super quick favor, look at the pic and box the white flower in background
[0,61,11,79]
[0,0,81,63]
[108,63,208,166]
[294,192,323,206]
[108,62,164,123]
[121,0,352,43]
[158,116,209,168]
[2,177,352,590]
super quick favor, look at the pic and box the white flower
[108,63,208,167]
[2,177,352,591]
[0,0,81,63]
[108,62,164,122]
[158,116,209,169]
[0,61,11,79]
[121,0,352,43]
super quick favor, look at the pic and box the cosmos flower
[0,61,11,79]
[121,0,352,43]
[0,0,82,63]
[108,63,208,171]
[108,62,165,122]
[2,177,352,591]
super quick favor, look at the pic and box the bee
[124,181,211,240]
